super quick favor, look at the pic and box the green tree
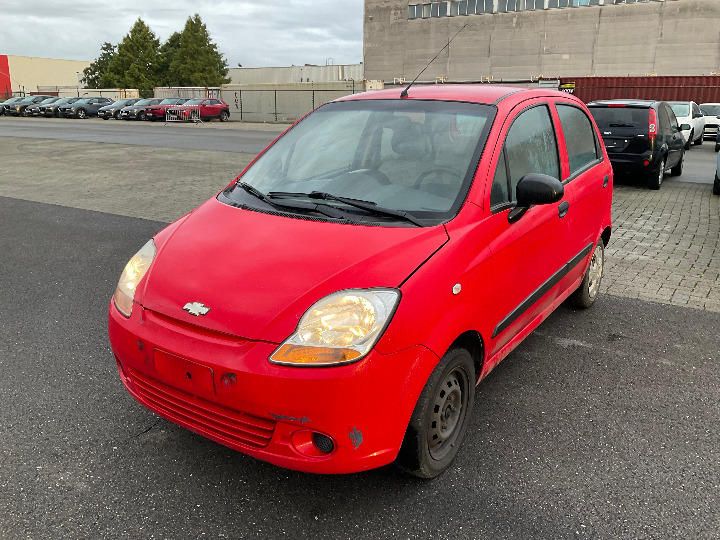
[106,18,161,97]
[167,14,230,87]
[157,31,181,86]
[82,42,117,88]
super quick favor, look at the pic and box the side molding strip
[492,242,594,338]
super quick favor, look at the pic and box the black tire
[647,158,665,190]
[694,133,703,145]
[396,347,475,479]
[713,177,720,196]
[113,111,121,120]
[684,132,692,150]
[138,111,146,121]
[569,242,605,309]
[219,110,230,122]
[76,108,86,119]
[715,144,720,153]
[670,151,684,177]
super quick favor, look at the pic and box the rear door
[589,105,651,157]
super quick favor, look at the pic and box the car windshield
[589,106,648,130]
[670,103,690,117]
[184,99,204,105]
[39,97,58,104]
[160,98,179,105]
[701,104,720,116]
[74,99,91,104]
[133,99,153,106]
[222,100,494,223]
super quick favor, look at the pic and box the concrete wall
[1,55,90,95]
[228,64,364,85]
[364,0,720,82]
[221,82,363,123]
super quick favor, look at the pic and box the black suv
[588,100,687,190]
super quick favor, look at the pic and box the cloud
[0,0,364,67]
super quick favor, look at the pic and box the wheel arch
[601,226,612,247]
[448,330,485,382]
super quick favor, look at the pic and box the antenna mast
[400,24,469,98]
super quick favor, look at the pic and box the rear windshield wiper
[608,123,637,128]
[266,191,423,227]
[235,182,348,220]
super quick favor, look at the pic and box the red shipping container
[559,76,720,104]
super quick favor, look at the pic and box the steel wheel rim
[658,160,664,185]
[587,244,604,300]
[428,366,468,461]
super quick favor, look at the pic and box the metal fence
[165,106,202,124]
[221,84,359,123]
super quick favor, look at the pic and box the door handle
[602,175,609,188]
[558,201,570,218]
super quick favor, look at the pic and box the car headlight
[270,289,400,366]
[113,240,156,317]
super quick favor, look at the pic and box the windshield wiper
[236,182,348,220]
[266,191,423,227]
[608,123,636,128]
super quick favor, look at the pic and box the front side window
[222,100,495,223]
[557,104,599,176]
[504,105,560,201]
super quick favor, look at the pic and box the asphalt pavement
[0,117,283,154]
[1,196,718,539]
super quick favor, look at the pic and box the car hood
[139,198,448,342]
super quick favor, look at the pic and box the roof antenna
[400,24,469,98]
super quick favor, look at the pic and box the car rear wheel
[77,108,87,119]
[138,111,146,121]
[714,176,720,196]
[396,347,475,479]
[647,158,665,190]
[670,151,684,177]
[569,242,604,309]
[219,110,230,122]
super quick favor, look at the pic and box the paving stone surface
[603,182,720,312]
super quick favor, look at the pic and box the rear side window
[557,105,600,176]
[504,105,560,201]
[659,105,673,136]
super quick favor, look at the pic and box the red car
[176,98,230,122]
[109,85,612,478]
[144,98,189,121]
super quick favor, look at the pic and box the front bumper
[704,125,718,138]
[108,301,436,474]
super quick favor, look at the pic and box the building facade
[363,0,720,82]
[228,64,364,85]
[0,55,90,97]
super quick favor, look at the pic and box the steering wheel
[414,167,459,189]
[347,168,391,185]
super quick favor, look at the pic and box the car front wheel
[396,347,475,479]
[219,110,230,122]
[570,241,605,309]
[76,108,86,119]
[670,151,684,177]
[694,132,703,145]
[714,176,720,196]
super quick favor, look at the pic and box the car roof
[700,102,720,106]
[588,99,658,107]
[335,84,574,106]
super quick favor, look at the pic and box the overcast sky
[1,0,364,67]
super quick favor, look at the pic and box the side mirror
[679,123,691,131]
[509,174,564,223]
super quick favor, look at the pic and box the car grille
[129,368,276,448]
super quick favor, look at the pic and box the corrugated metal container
[154,87,221,99]
[560,76,720,104]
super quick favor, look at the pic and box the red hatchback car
[109,85,612,478]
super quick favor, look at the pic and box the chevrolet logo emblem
[183,302,210,317]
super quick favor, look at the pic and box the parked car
[40,97,81,117]
[7,95,56,116]
[177,98,230,121]
[700,103,720,140]
[97,98,141,120]
[668,101,705,149]
[109,85,613,478]
[144,98,189,121]
[587,99,686,189]
[25,97,62,117]
[118,98,163,120]
[59,96,113,118]
[0,96,26,115]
